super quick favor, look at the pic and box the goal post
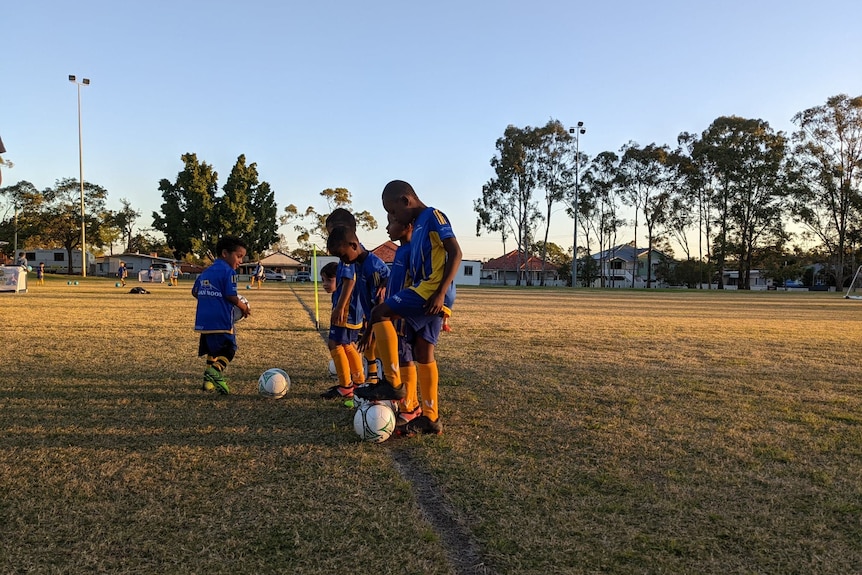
[844,265,862,299]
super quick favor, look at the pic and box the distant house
[26,248,96,275]
[481,251,560,286]
[370,241,481,286]
[590,244,675,288]
[240,251,303,279]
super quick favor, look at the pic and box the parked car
[264,270,286,281]
[294,271,312,282]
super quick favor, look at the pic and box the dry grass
[2,277,861,574]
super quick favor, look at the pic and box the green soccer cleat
[204,366,230,395]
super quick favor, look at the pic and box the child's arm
[424,236,462,315]
[332,277,355,325]
[226,295,251,318]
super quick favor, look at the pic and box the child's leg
[345,343,365,384]
[328,342,352,388]
[363,338,378,383]
[371,320,401,387]
[414,338,439,423]
[399,362,419,412]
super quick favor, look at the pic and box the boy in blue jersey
[355,180,462,436]
[319,210,369,399]
[192,235,250,394]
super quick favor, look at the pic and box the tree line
[476,94,862,289]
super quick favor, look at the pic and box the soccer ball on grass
[258,368,290,399]
[353,402,396,443]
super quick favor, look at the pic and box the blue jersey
[193,259,238,333]
[355,251,390,320]
[408,207,456,302]
[388,242,411,294]
[332,261,362,329]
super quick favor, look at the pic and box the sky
[3,0,862,261]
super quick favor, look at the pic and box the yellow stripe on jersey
[434,209,447,225]
[411,230,447,300]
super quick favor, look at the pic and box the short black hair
[326,225,357,254]
[325,208,357,232]
[321,262,338,279]
[382,180,417,200]
[215,235,248,257]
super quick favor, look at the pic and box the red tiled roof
[371,241,399,264]
[483,250,558,272]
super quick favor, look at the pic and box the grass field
[2,276,861,574]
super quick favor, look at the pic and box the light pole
[569,121,585,287]
[69,75,90,277]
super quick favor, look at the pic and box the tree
[695,117,787,290]
[153,153,219,259]
[29,178,109,274]
[581,152,623,287]
[281,188,377,261]
[535,120,575,286]
[477,124,543,285]
[788,94,862,289]
[216,155,256,242]
[0,180,42,255]
[112,198,141,253]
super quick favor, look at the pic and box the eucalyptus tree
[38,178,109,274]
[581,151,622,287]
[535,119,576,285]
[788,94,862,288]
[676,132,715,286]
[617,142,674,287]
[695,116,787,290]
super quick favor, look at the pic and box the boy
[355,180,462,436]
[326,225,390,381]
[37,262,45,286]
[170,263,180,286]
[117,261,128,287]
[251,260,265,289]
[192,235,251,394]
[319,254,366,399]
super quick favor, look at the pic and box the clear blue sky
[4,0,861,260]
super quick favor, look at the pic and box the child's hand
[241,302,251,318]
[424,290,446,315]
[357,325,374,352]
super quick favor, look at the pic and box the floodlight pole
[569,122,585,287]
[69,75,90,277]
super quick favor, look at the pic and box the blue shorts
[387,289,443,346]
[198,333,237,360]
[394,319,414,364]
[329,325,359,346]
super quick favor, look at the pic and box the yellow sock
[372,321,401,387]
[345,344,365,384]
[417,362,439,421]
[330,347,351,387]
[400,364,419,412]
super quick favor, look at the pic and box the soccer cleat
[320,384,355,399]
[396,415,442,437]
[396,406,423,427]
[205,366,230,395]
[354,377,406,401]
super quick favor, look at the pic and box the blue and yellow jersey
[408,207,456,302]
[355,251,390,320]
[388,242,411,294]
[193,259,238,333]
[332,261,362,329]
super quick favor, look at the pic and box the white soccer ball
[353,402,396,443]
[233,295,250,323]
[328,359,338,378]
[258,368,290,399]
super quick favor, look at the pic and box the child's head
[325,208,357,234]
[381,180,421,226]
[215,235,248,270]
[320,261,338,294]
[327,226,362,264]
[386,212,412,243]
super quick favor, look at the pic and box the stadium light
[569,121,586,287]
[69,75,90,277]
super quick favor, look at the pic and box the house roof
[371,241,399,264]
[483,250,558,272]
[591,244,673,262]
[258,251,302,267]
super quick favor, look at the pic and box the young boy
[326,225,390,380]
[117,261,128,287]
[251,260,265,289]
[355,180,462,436]
[37,262,45,286]
[170,263,180,287]
[192,235,251,394]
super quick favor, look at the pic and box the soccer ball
[353,402,396,443]
[258,368,290,399]
[328,359,338,378]
[115,282,121,287]
[233,295,250,323]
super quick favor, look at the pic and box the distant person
[117,261,128,287]
[147,265,154,282]
[17,252,27,268]
[252,260,265,289]
[170,263,180,287]
[37,262,45,286]
[192,236,250,394]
